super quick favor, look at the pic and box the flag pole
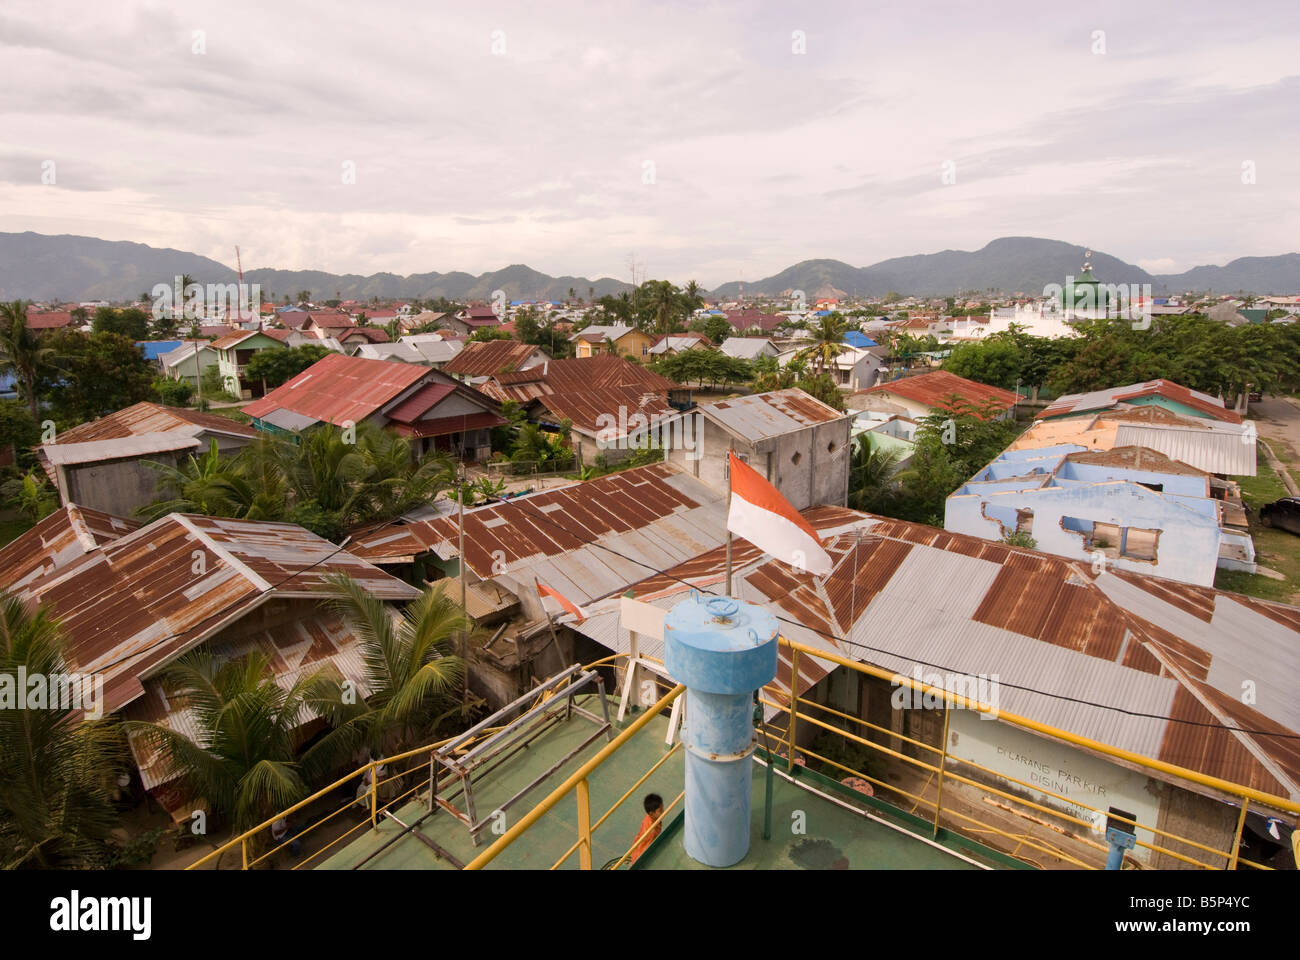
[459,461,468,701]
[726,447,734,595]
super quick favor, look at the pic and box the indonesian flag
[536,579,587,621]
[727,451,833,576]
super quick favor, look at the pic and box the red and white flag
[727,451,833,576]
[536,579,587,621]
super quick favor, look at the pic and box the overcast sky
[1,0,1297,288]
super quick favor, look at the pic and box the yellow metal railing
[192,639,1298,872]
[757,637,1299,871]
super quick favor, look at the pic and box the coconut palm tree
[301,575,468,778]
[847,441,902,514]
[124,650,318,835]
[797,312,849,376]
[0,593,125,868]
[137,438,246,521]
[0,300,55,419]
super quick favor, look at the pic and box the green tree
[0,593,125,868]
[153,376,194,407]
[301,575,468,776]
[2,469,57,521]
[91,307,150,341]
[0,400,42,470]
[41,330,155,426]
[123,650,318,835]
[847,441,901,514]
[0,301,56,420]
[797,313,849,375]
[244,344,331,390]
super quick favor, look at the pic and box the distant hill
[1,232,1296,302]
[0,233,631,303]
[712,237,1299,298]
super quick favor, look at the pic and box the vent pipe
[664,592,778,867]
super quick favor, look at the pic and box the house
[718,337,779,362]
[444,306,505,337]
[300,311,355,339]
[36,403,258,517]
[666,388,852,510]
[24,311,77,332]
[0,511,419,819]
[945,438,1255,586]
[532,386,678,466]
[242,353,506,461]
[851,412,918,468]
[441,339,550,380]
[481,354,684,407]
[570,324,656,360]
[332,327,392,352]
[647,334,710,356]
[210,329,287,399]
[1040,380,1243,424]
[724,309,787,335]
[857,370,1019,421]
[158,342,218,387]
[568,508,1300,867]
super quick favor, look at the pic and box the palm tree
[137,439,246,521]
[301,574,468,777]
[847,441,902,514]
[0,593,125,868]
[0,300,55,419]
[798,312,849,376]
[124,650,318,835]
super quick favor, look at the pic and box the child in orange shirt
[630,793,664,863]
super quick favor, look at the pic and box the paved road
[1250,396,1300,457]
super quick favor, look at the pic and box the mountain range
[1,232,1296,303]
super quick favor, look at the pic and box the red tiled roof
[243,353,429,425]
[861,370,1017,417]
[336,327,391,343]
[466,306,499,320]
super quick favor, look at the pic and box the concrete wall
[666,414,851,510]
[60,453,186,517]
[946,481,1222,586]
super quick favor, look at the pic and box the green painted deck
[317,698,1005,871]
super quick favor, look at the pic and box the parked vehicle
[1259,497,1300,536]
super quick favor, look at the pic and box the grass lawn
[0,515,33,547]
[1213,448,1300,604]
[200,406,252,425]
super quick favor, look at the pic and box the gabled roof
[47,402,256,445]
[861,370,1018,416]
[442,339,545,377]
[535,386,675,437]
[243,353,431,425]
[574,510,1300,804]
[335,327,391,343]
[26,311,75,330]
[484,354,679,404]
[210,329,278,350]
[695,388,847,443]
[0,504,138,592]
[1042,380,1241,424]
[17,514,419,716]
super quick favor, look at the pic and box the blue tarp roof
[814,309,832,316]
[137,340,184,360]
[842,331,878,348]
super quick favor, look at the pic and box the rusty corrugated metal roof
[243,353,431,425]
[861,370,1018,416]
[442,340,545,378]
[18,514,419,716]
[0,504,138,592]
[696,388,848,443]
[572,508,1300,803]
[483,354,679,404]
[49,402,257,444]
[536,386,675,437]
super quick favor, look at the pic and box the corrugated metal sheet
[0,504,138,592]
[568,506,1300,799]
[861,371,1018,416]
[123,609,382,795]
[483,354,679,404]
[18,514,419,716]
[243,353,429,425]
[1114,424,1256,476]
[697,388,847,443]
[49,402,256,444]
[41,432,201,465]
[1043,379,1242,424]
[536,387,675,436]
[441,340,543,377]
[385,382,455,423]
